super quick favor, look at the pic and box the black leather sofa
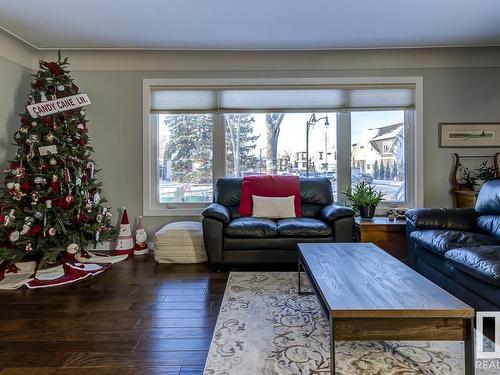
[406,179,500,311]
[202,177,355,267]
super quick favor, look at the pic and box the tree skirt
[204,272,495,375]
[0,251,127,290]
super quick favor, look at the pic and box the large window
[351,111,407,203]
[158,114,213,203]
[143,79,421,216]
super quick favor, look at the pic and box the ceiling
[1,0,500,50]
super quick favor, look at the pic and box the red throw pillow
[239,175,302,217]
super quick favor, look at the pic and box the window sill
[143,206,206,217]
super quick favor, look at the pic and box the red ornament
[50,175,60,193]
[20,182,30,192]
[21,117,31,126]
[32,79,45,89]
[65,194,75,204]
[43,62,64,76]
[82,175,89,184]
[31,224,42,235]
[0,214,4,224]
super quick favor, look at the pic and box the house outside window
[143,78,422,216]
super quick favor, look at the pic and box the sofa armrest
[320,204,355,222]
[405,208,477,231]
[202,203,231,224]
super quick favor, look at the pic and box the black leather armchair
[406,179,500,311]
[202,177,355,267]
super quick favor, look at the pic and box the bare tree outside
[265,113,284,174]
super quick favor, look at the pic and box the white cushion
[252,195,296,219]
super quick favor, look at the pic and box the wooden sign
[27,93,91,118]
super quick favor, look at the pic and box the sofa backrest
[214,177,333,218]
[475,179,500,238]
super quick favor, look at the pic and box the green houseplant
[460,161,497,193]
[342,181,385,219]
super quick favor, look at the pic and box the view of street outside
[157,110,406,204]
[351,111,406,202]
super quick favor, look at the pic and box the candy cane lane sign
[27,93,91,118]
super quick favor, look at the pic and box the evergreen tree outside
[391,162,398,180]
[373,160,379,180]
[164,114,213,183]
[379,162,386,180]
[0,56,116,263]
[224,114,259,176]
[385,164,392,180]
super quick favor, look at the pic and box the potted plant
[460,161,497,193]
[342,181,385,219]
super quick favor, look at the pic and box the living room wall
[2,44,500,236]
[0,55,32,170]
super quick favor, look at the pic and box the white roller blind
[150,86,415,112]
[219,89,345,110]
[151,90,217,111]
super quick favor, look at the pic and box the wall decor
[439,123,500,148]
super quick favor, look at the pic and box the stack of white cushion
[154,221,208,263]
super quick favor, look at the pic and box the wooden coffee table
[297,243,475,375]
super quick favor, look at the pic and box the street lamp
[306,113,329,177]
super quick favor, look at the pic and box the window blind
[150,86,415,112]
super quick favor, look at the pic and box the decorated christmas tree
[0,54,116,264]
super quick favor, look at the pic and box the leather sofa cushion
[276,218,332,237]
[475,179,500,215]
[215,178,242,206]
[445,246,500,287]
[300,178,333,205]
[410,230,500,257]
[224,217,277,238]
[476,215,500,239]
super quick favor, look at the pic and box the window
[144,78,421,216]
[224,112,337,198]
[158,114,213,203]
[350,111,409,203]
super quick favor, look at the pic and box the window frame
[143,77,423,216]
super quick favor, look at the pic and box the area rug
[204,272,494,375]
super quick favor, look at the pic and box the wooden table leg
[464,318,475,375]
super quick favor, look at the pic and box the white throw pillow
[252,195,296,219]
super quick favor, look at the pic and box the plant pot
[474,179,486,193]
[359,205,376,219]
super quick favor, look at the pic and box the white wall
[2,35,500,235]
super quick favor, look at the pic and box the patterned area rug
[204,272,494,375]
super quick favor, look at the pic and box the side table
[354,217,407,262]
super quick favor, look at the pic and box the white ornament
[21,224,31,235]
[6,182,14,189]
[31,121,37,127]
[9,231,20,242]
[57,84,65,91]
[66,243,79,254]
[14,183,20,190]
[49,158,57,166]
[93,192,101,205]
[20,127,28,134]
[46,200,52,208]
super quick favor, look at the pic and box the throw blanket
[239,175,301,217]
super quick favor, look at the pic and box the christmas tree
[0,54,116,264]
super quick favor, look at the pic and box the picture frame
[439,123,500,148]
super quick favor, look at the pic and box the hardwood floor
[0,255,229,375]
